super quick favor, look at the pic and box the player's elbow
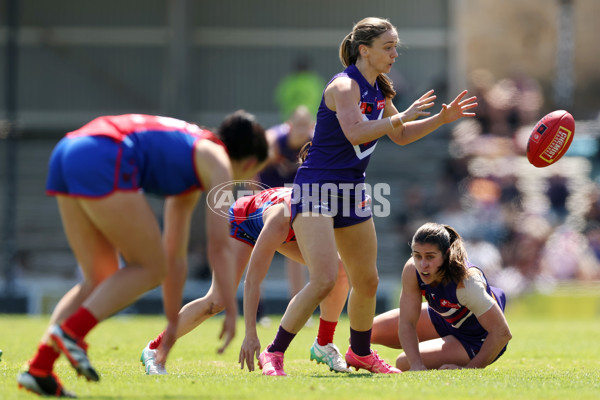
[347,135,363,146]
[495,326,513,346]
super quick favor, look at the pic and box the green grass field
[2,283,600,399]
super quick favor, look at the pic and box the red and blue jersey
[229,187,295,246]
[46,114,224,198]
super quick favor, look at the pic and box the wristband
[388,117,394,130]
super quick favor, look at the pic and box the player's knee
[396,353,409,371]
[352,273,379,297]
[146,260,168,287]
[310,275,337,299]
[207,299,225,315]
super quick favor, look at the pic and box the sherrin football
[526,110,575,168]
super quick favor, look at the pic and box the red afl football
[526,110,575,168]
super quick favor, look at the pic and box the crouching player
[372,222,512,370]
[141,187,351,375]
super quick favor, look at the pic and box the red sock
[61,307,98,340]
[317,318,338,346]
[149,331,165,350]
[28,343,60,375]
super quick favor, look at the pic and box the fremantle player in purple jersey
[371,223,512,370]
[18,111,268,397]
[256,17,478,376]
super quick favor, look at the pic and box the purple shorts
[46,135,140,198]
[290,182,372,229]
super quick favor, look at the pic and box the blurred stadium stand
[2,0,600,313]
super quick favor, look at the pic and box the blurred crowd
[395,68,600,298]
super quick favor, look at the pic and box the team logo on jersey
[359,102,374,115]
[377,100,385,110]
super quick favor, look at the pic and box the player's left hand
[217,309,237,354]
[239,334,261,372]
[439,90,477,124]
[402,89,437,122]
[438,363,463,370]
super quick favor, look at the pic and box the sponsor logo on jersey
[440,299,460,309]
[377,100,385,110]
[359,102,374,115]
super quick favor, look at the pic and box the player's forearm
[390,113,443,146]
[398,323,425,369]
[243,280,262,334]
[343,117,396,145]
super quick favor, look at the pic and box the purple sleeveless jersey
[295,64,386,189]
[416,262,508,360]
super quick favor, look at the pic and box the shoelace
[326,346,345,364]
[371,351,394,370]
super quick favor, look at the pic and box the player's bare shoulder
[401,257,418,280]
[193,139,232,189]
[324,75,359,111]
[194,139,229,170]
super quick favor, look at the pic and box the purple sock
[267,325,296,354]
[350,327,372,356]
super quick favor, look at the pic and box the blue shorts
[429,286,507,362]
[289,182,372,229]
[46,135,140,198]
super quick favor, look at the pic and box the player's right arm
[397,260,427,371]
[239,203,291,371]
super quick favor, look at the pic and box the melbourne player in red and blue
[229,187,297,245]
[139,187,351,375]
[18,111,268,397]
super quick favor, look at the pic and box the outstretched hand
[239,334,261,372]
[217,310,237,354]
[440,90,478,124]
[402,89,437,122]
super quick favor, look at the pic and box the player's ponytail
[444,225,468,283]
[298,141,312,164]
[339,32,356,68]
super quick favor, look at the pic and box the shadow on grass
[309,372,394,378]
